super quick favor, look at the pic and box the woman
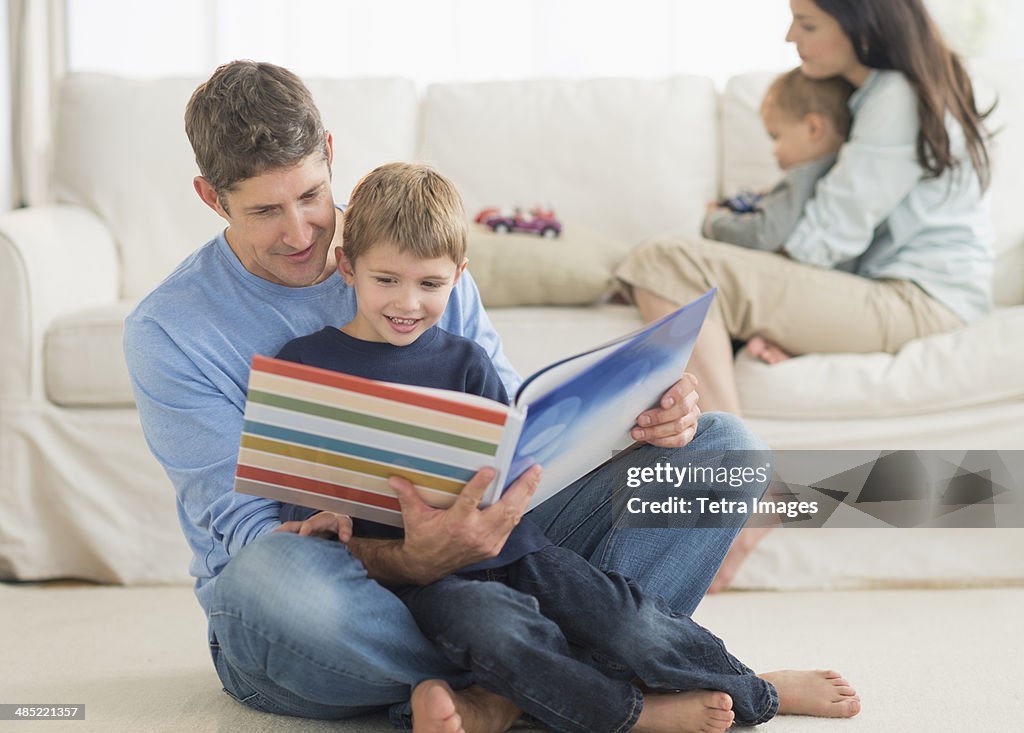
[616,0,995,589]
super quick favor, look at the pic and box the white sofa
[1,65,1022,586]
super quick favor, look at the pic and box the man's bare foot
[746,336,792,365]
[632,690,734,733]
[411,680,520,733]
[760,669,861,718]
[707,526,772,593]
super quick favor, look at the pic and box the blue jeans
[208,412,768,722]
[397,546,777,732]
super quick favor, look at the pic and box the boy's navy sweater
[276,325,551,571]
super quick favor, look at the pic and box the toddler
[703,67,854,252]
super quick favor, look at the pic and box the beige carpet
[2,582,1022,732]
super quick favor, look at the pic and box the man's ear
[453,257,469,284]
[194,176,229,219]
[336,248,356,285]
[325,130,334,167]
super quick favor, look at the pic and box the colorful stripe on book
[247,390,499,455]
[242,421,478,484]
[248,369,506,444]
[239,431,470,493]
[253,355,509,425]
[236,356,511,514]
[237,465,402,512]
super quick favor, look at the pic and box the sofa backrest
[416,76,719,250]
[720,63,1024,307]
[53,74,419,299]
[52,66,1023,306]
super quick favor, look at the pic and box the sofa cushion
[467,223,627,306]
[487,304,644,381]
[43,302,645,408]
[44,302,137,407]
[735,305,1024,419]
[53,74,419,301]
[719,71,777,197]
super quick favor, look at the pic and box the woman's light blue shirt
[783,70,993,323]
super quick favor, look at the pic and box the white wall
[66,0,801,88]
[1,2,12,211]
[64,1,1024,90]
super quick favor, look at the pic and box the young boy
[703,67,854,253]
[275,162,779,733]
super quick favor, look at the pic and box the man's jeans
[397,545,777,732]
[208,411,769,721]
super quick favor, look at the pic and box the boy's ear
[336,248,356,285]
[453,257,469,283]
[194,176,229,219]
[804,113,828,141]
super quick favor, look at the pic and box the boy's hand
[389,465,542,585]
[631,373,701,448]
[276,511,353,542]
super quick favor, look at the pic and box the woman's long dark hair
[814,0,994,189]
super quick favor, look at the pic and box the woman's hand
[276,511,353,543]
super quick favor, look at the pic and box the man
[124,60,775,730]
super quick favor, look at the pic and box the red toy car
[478,205,562,238]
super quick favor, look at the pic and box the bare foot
[746,336,792,365]
[759,669,861,718]
[707,526,772,593]
[633,690,734,733]
[411,680,520,733]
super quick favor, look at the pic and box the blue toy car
[720,190,764,213]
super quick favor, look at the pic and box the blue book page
[504,289,716,508]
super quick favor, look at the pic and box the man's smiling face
[206,146,338,288]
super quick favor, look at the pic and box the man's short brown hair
[762,68,855,138]
[342,163,467,265]
[185,60,328,201]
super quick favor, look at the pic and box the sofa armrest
[0,204,119,400]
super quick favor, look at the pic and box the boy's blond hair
[762,68,855,138]
[343,163,467,265]
[185,60,328,206]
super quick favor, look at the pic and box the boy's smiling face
[337,242,467,346]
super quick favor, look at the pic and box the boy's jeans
[398,545,778,732]
[208,412,769,721]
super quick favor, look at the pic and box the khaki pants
[615,236,963,355]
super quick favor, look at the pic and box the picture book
[234,289,716,527]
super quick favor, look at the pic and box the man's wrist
[346,536,438,586]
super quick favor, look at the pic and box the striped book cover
[234,355,525,527]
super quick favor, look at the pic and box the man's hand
[631,372,700,448]
[388,465,542,585]
[275,511,353,542]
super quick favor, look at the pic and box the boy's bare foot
[746,336,792,365]
[632,690,734,733]
[760,669,861,718]
[411,680,520,733]
[707,526,772,593]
